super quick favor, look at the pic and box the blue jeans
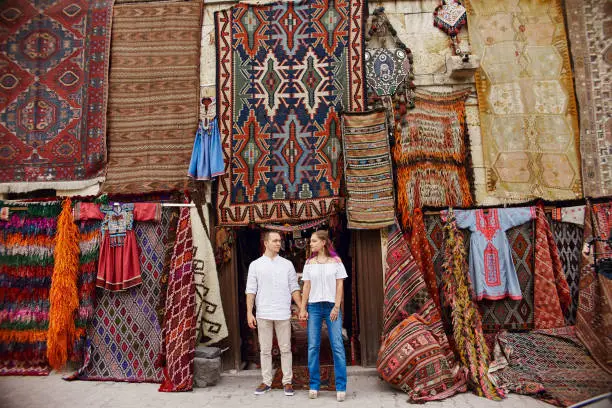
[307,302,347,392]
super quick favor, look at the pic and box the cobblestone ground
[0,367,555,408]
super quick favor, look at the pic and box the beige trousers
[257,318,292,385]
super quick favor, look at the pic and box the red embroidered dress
[453,207,535,301]
[74,202,161,291]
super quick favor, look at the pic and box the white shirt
[245,255,300,320]
[302,257,348,303]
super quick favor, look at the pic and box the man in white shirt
[246,230,302,396]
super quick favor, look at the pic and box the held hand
[330,306,339,321]
[299,308,308,320]
[247,313,257,329]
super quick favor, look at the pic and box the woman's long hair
[307,230,338,259]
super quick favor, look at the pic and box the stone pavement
[0,367,553,408]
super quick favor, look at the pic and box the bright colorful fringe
[47,198,80,369]
[0,202,60,375]
[442,210,504,400]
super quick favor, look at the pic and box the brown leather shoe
[283,383,294,396]
[254,383,271,395]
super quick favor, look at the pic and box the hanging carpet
[101,1,201,194]
[377,222,466,402]
[215,0,366,225]
[341,109,394,229]
[158,207,197,392]
[551,220,583,326]
[565,0,612,198]
[490,327,612,407]
[190,204,228,345]
[467,0,582,201]
[67,209,173,383]
[0,0,113,193]
[394,89,473,228]
[576,202,612,374]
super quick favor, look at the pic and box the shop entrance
[234,223,360,384]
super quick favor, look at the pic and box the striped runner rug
[341,110,394,229]
[101,1,201,194]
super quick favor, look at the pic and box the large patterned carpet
[467,0,582,201]
[0,0,113,192]
[215,0,366,225]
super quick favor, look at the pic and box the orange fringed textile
[410,209,442,312]
[47,198,80,369]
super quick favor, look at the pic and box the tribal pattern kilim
[215,0,366,225]
[551,221,582,326]
[70,209,172,383]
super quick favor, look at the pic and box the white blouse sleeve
[302,264,312,281]
[335,260,348,279]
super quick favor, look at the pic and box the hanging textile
[489,327,612,407]
[410,209,442,312]
[190,204,228,345]
[550,220,583,326]
[73,202,161,291]
[377,222,466,402]
[47,198,80,370]
[576,202,612,374]
[0,0,113,193]
[425,214,535,332]
[101,1,201,194]
[453,207,534,301]
[67,209,174,383]
[215,0,366,225]
[533,206,570,329]
[565,0,612,198]
[394,89,473,228]
[467,0,582,201]
[0,202,62,375]
[158,207,197,392]
[341,109,395,229]
[442,210,504,400]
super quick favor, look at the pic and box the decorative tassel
[442,210,505,400]
[47,197,80,370]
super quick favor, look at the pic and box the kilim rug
[467,0,582,202]
[551,220,583,326]
[158,207,196,392]
[68,209,172,383]
[424,215,535,331]
[341,110,394,229]
[0,0,112,193]
[534,207,571,329]
[101,1,201,194]
[215,0,366,225]
[394,89,473,228]
[0,202,61,375]
[576,202,612,374]
[190,204,227,346]
[565,0,612,198]
[377,223,466,402]
[490,327,612,407]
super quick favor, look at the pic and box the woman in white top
[299,230,348,402]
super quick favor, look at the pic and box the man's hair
[263,230,281,242]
